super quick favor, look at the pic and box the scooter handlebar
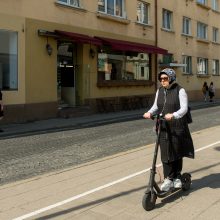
[150,113,165,121]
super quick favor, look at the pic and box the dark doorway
[57,42,76,107]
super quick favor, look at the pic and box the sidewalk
[0,99,220,139]
[1,125,220,220]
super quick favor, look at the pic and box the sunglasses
[159,77,169,82]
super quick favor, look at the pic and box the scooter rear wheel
[181,173,191,191]
[142,191,157,211]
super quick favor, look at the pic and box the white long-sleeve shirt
[148,88,188,119]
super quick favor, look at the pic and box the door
[57,42,76,107]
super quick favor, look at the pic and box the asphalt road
[0,106,220,186]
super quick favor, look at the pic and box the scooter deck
[156,187,182,198]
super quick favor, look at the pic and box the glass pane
[107,0,114,15]
[70,0,79,7]
[98,52,150,81]
[197,0,206,4]
[167,12,171,29]
[58,0,68,3]
[163,11,166,28]
[0,30,18,90]
[143,3,148,23]
[98,0,105,12]
[163,10,171,29]
[116,0,122,16]
[137,2,141,22]
[184,18,190,34]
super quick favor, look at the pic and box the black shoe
[0,129,4,132]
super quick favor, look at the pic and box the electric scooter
[142,114,191,211]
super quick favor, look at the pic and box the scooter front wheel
[142,191,157,211]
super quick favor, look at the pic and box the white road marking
[13,141,220,220]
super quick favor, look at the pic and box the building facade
[0,0,219,123]
[157,0,220,100]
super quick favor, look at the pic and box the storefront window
[0,30,18,90]
[98,52,150,81]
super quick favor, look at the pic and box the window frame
[212,27,219,42]
[197,57,208,75]
[197,22,208,40]
[98,0,126,18]
[182,55,192,74]
[162,9,173,30]
[57,0,80,8]
[212,0,219,10]
[97,51,151,82]
[212,59,219,75]
[136,1,149,25]
[0,29,18,90]
[182,17,191,36]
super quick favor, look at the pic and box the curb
[0,102,220,139]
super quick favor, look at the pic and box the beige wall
[0,0,156,44]
[25,19,57,103]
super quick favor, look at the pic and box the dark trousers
[163,158,183,180]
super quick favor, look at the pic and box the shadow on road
[214,146,220,151]
[191,173,220,190]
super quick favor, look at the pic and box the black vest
[157,83,187,129]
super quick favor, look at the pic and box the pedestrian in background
[143,68,194,192]
[208,82,215,102]
[202,82,208,102]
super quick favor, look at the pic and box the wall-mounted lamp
[89,48,95,58]
[46,37,53,56]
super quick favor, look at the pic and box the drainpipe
[154,0,158,92]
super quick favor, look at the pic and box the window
[182,17,191,35]
[182,55,192,74]
[98,52,150,81]
[137,1,149,24]
[212,59,219,75]
[0,30,18,90]
[197,22,208,40]
[162,9,172,30]
[197,57,208,75]
[213,27,219,42]
[212,0,219,10]
[197,0,207,4]
[162,54,173,64]
[57,0,80,7]
[98,0,125,18]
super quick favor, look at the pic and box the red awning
[95,36,168,54]
[55,30,102,46]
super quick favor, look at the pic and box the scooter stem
[148,119,162,190]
